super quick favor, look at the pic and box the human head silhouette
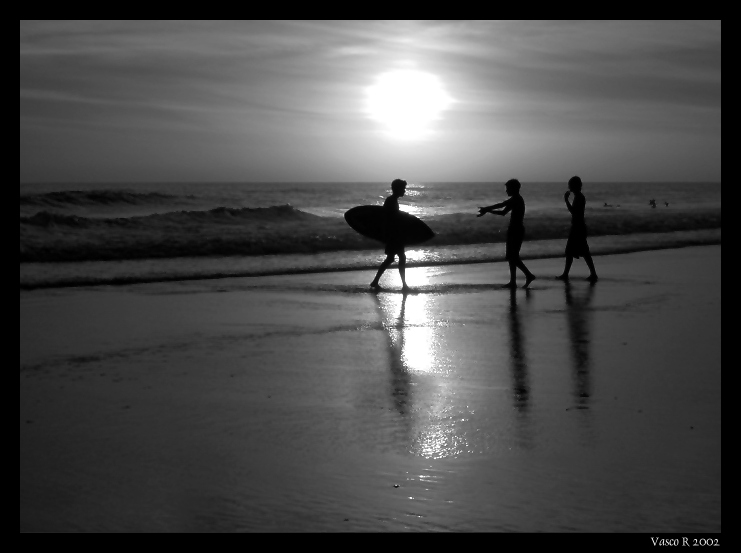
[505,178,521,196]
[391,178,407,196]
[568,176,583,192]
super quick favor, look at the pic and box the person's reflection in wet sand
[506,288,534,447]
[564,281,596,443]
[374,294,412,420]
[507,288,529,409]
[375,292,457,459]
[564,282,595,407]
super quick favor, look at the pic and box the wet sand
[20,246,721,532]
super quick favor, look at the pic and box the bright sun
[365,70,453,141]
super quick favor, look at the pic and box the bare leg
[557,255,574,280]
[584,254,598,281]
[371,255,394,288]
[517,259,536,288]
[505,260,518,287]
[398,253,409,291]
[399,253,409,290]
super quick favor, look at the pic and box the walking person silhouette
[370,178,410,291]
[478,179,536,289]
[557,176,598,282]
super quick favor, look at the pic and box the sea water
[20,181,721,289]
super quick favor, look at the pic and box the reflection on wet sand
[564,281,595,443]
[374,292,463,459]
[565,282,595,407]
[505,288,534,448]
[370,280,598,456]
[376,293,412,417]
[507,288,530,411]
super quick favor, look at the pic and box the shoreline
[20,228,720,290]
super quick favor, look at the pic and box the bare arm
[564,191,574,214]
[478,198,511,217]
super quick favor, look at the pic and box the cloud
[20,20,721,182]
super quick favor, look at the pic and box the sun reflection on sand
[377,292,440,374]
[375,282,470,459]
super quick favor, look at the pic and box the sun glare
[365,70,453,141]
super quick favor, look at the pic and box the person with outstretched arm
[478,179,536,289]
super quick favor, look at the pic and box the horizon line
[20,179,723,186]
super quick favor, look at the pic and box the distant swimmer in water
[557,176,598,283]
[370,179,410,292]
[649,199,657,208]
[478,179,536,289]
[665,202,670,207]
[603,202,613,208]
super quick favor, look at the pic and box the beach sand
[20,246,721,532]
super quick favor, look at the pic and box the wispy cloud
[20,20,721,182]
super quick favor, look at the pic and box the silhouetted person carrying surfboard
[371,179,410,291]
[556,176,598,282]
[478,179,536,289]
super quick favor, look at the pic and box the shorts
[506,225,525,261]
[385,240,404,256]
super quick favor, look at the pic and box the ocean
[20,181,721,289]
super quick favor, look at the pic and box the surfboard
[344,205,435,246]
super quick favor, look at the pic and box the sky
[20,20,721,184]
